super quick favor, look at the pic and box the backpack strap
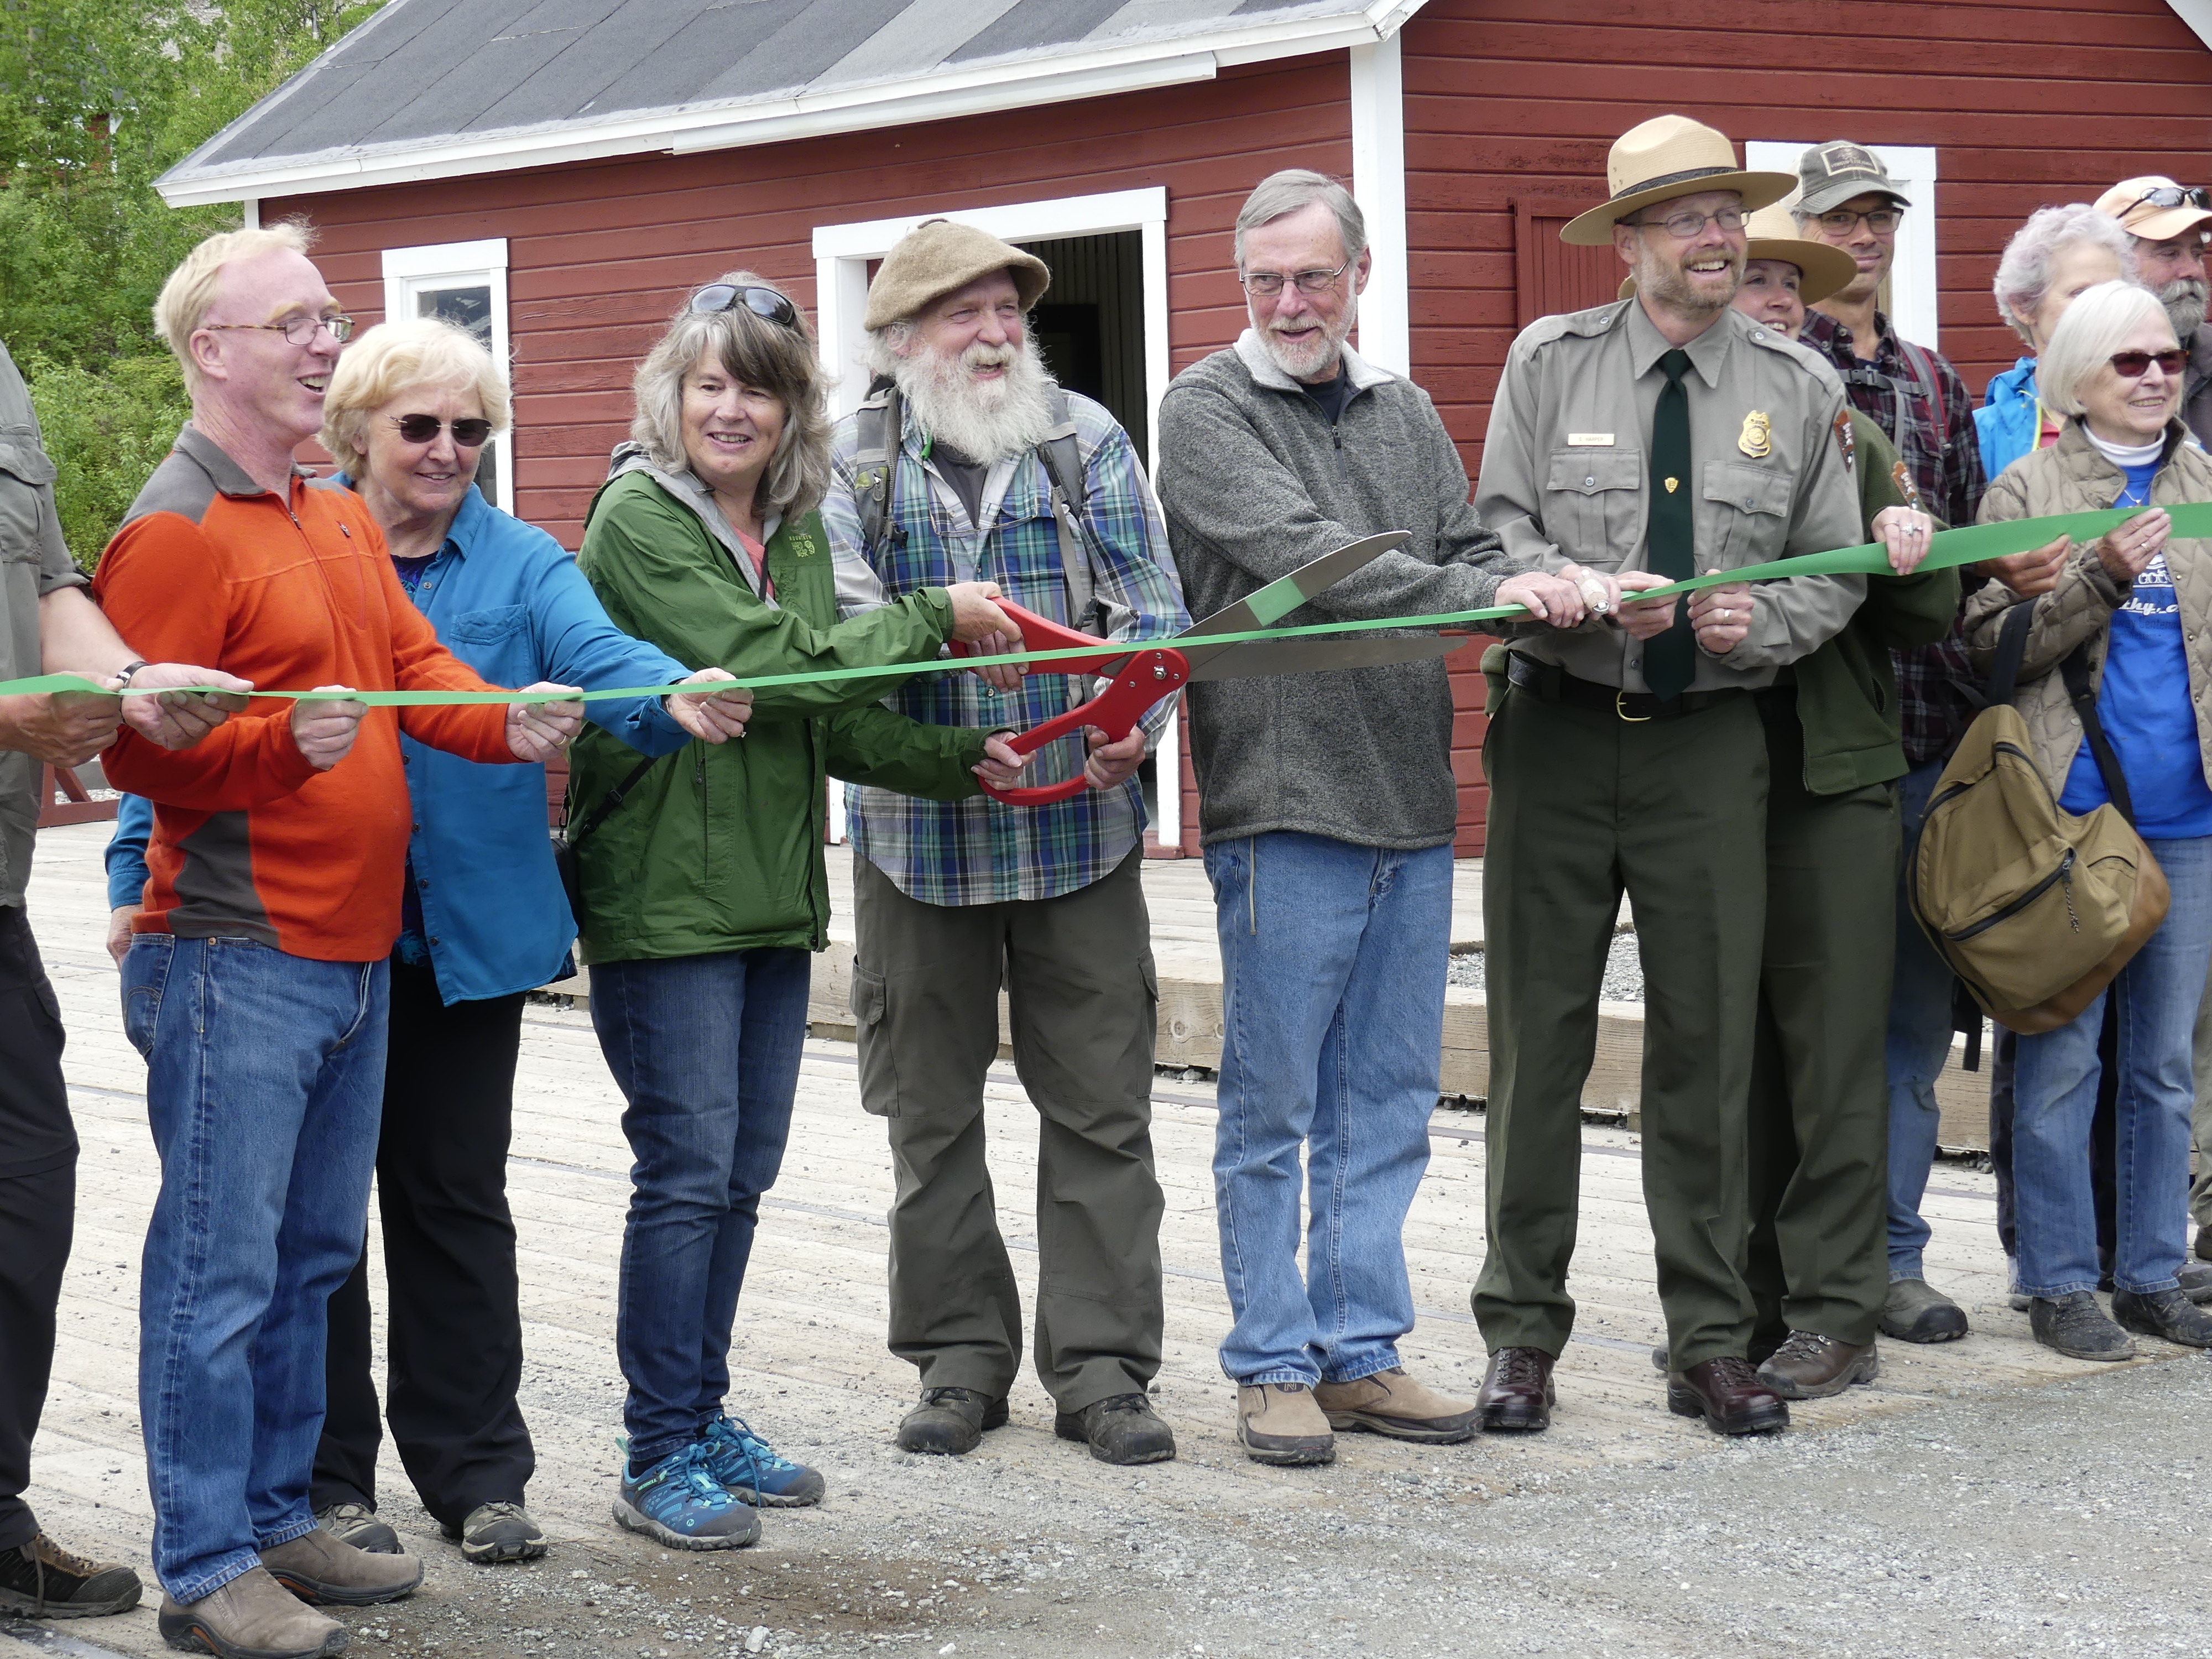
[1034,388,1107,636]
[1902,338,1947,442]
[1983,598,2037,708]
[2059,644,2138,826]
[852,377,904,557]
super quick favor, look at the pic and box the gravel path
[1451,931,1645,1003]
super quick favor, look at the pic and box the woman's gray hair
[630,271,829,517]
[2037,279,2176,418]
[1234,170,1367,269]
[1992,205,2138,347]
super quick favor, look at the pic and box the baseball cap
[1794,142,1911,217]
[2094,176,2212,244]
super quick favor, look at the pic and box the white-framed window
[380,238,514,512]
[1745,143,1939,349]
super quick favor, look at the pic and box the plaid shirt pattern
[821,393,1188,905]
[1800,310,1989,765]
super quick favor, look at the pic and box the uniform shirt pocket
[1543,450,1644,563]
[1700,461,1796,566]
[0,433,58,568]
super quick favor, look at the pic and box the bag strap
[853,378,904,557]
[1034,388,1105,636]
[567,753,660,850]
[2059,645,2138,826]
[1903,338,1946,440]
[1981,597,2038,708]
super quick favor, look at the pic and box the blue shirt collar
[330,470,482,559]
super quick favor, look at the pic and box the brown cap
[1794,142,1911,216]
[2094,176,2212,244]
[1561,114,1795,246]
[864,219,1050,331]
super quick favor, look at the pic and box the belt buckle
[1615,688,1652,723]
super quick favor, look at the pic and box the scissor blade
[1185,633,1470,682]
[1175,531,1411,643]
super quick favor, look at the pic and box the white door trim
[379,238,516,512]
[1349,35,1410,375]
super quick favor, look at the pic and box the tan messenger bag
[1908,599,2169,1034]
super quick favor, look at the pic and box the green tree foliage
[1,1,387,561]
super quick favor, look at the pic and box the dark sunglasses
[390,414,493,446]
[688,284,799,328]
[2110,349,2187,379]
[2131,185,2212,213]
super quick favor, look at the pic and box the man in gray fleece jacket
[1155,169,1589,1468]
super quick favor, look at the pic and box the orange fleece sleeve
[378,550,519,763]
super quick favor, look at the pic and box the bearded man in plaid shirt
[822,221,1189,1468]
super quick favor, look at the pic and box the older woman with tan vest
[1964,280,2212,1363]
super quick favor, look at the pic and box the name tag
[1567,433,1614,447]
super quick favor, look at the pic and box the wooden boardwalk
[8,822,2145,1659]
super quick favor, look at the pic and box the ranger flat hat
[1561,114,1796,246]
[1795,141,1911,217]
[1616,200,1858,306]
[2095,175,2212,245]
[864,218,1050,330]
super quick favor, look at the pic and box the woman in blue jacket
[107,320,753,1565]
[1976,204,2133,482]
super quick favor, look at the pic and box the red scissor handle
[950,601,1188,805]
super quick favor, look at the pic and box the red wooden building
[158,0,2212,855]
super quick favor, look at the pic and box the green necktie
[1644,347,1697,701]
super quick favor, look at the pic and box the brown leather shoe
[1313,1367,1480,1443]
[1756,1330,1881,1400]
[1235,1383,1335,1465]
[158,1566,346,1658]
[261,1526,421,1606]
[1475,1347,1555,1432]
[1666,1356,1790,1436]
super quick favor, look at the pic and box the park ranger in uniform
[1468,115,1867,1438]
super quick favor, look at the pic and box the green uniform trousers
[1474,681,1768,1370]
[849,848,1165,1412]
[1743,692,1898,1350]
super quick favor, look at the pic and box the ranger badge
[1891,460,1924,510]
[1738,410,1772,459]
[1833,410,1856,470]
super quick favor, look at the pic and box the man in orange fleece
[94,223,583,1659]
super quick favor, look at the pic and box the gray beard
[1255,287,1361,382]
[2161,278,2209,342]
[891,342,1058,464]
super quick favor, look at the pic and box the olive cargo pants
[1473,681,1768,1370]
[1743,692,1897,1350]
[849,848,1165,1412]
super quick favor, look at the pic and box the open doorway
[1016,231,1149,461]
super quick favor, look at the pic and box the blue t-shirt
[2059,460,2212,837]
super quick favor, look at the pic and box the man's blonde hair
[320,319,511,480]
[154,221,317,387]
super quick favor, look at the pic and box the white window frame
[1745,143,1939,349]
[809,187,1178,849]
[380,238,515,512]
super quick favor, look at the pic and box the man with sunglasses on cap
[1471,115,1864,1441]
[820,220,1192,1469]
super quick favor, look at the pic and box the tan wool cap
[2095,176,2212,245]
[864,218,1050,330]
[1562,114,1796,246]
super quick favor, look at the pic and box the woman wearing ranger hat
[1468,115,1866,1441]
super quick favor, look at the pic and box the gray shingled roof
[159,0,1399,199]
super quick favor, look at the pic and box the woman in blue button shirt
[1965,280,2212,1363]
[107,319,752,1565]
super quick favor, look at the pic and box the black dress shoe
[1666,1357,1789,1436]
[1476,1347,1555,1432]
[1054,1394,1176,1465]
[896,1387,1009,1455]
[2111,1286,2212,1348]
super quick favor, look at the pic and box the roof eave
[154,0,1426,207]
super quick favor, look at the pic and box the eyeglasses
[1239,258,1353,298]
[204,313,354,346]
[389,414,493,447]
[1814,207,1903,236]
[2130,186,2212,213]
[2109,349,2187,378]
[1632,207,1745,241]
[689,284,799,328]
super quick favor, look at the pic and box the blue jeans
[591,948,810,1467]
[1204,832,1451,1386]
[122,936,387,1603]
[1885,758,1958,1280]
[2012,835,2212,1296]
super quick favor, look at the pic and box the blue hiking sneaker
[700,1414,826,1508]
[613,1440,760,1550]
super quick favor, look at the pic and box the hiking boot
[2178,1261,2212,1306]
[1756,1331,1880,1400]
[158,1566,346,1657]
[896,1387,1008,1456]
[2111,1286,2212,1348]
[1665,1357,1790,1436]
[314,1501,398,1555]
[1313,1368,1480,1443]
[260,1527,421,1606]
[1880,1278,1969,1343]
[700,1413,825,1506]
[0,1531,142,1619]
[1054,1394,1177,1465]
[2028,1291,2136,1360]
[439,1501,547,1564]
[1476,1347,1555,1432]
[2197,1223,2211,1263]
[613,1441,760,1551]
[1234,1382,1334,1467]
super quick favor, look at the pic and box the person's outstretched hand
[664,667,753,743]
[506,684,585,762]
[117,664,254,749]
[291,688,369,771]
[1613,571,1681,640]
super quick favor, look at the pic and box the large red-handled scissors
[952,531,1471,805]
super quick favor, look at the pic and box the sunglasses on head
[390,414,493,446]
[2110,349,2187,379]
[2132,185,2212,213]
[688,284,799,328]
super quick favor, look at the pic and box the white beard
[891,338,1058,463]
[1255,286,1361,382]
[2161,276,2209,342]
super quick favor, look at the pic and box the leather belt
[1505,653,1747,722]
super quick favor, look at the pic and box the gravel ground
[1451,931,1645,1003]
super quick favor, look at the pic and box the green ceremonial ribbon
[9,504,2205,707]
